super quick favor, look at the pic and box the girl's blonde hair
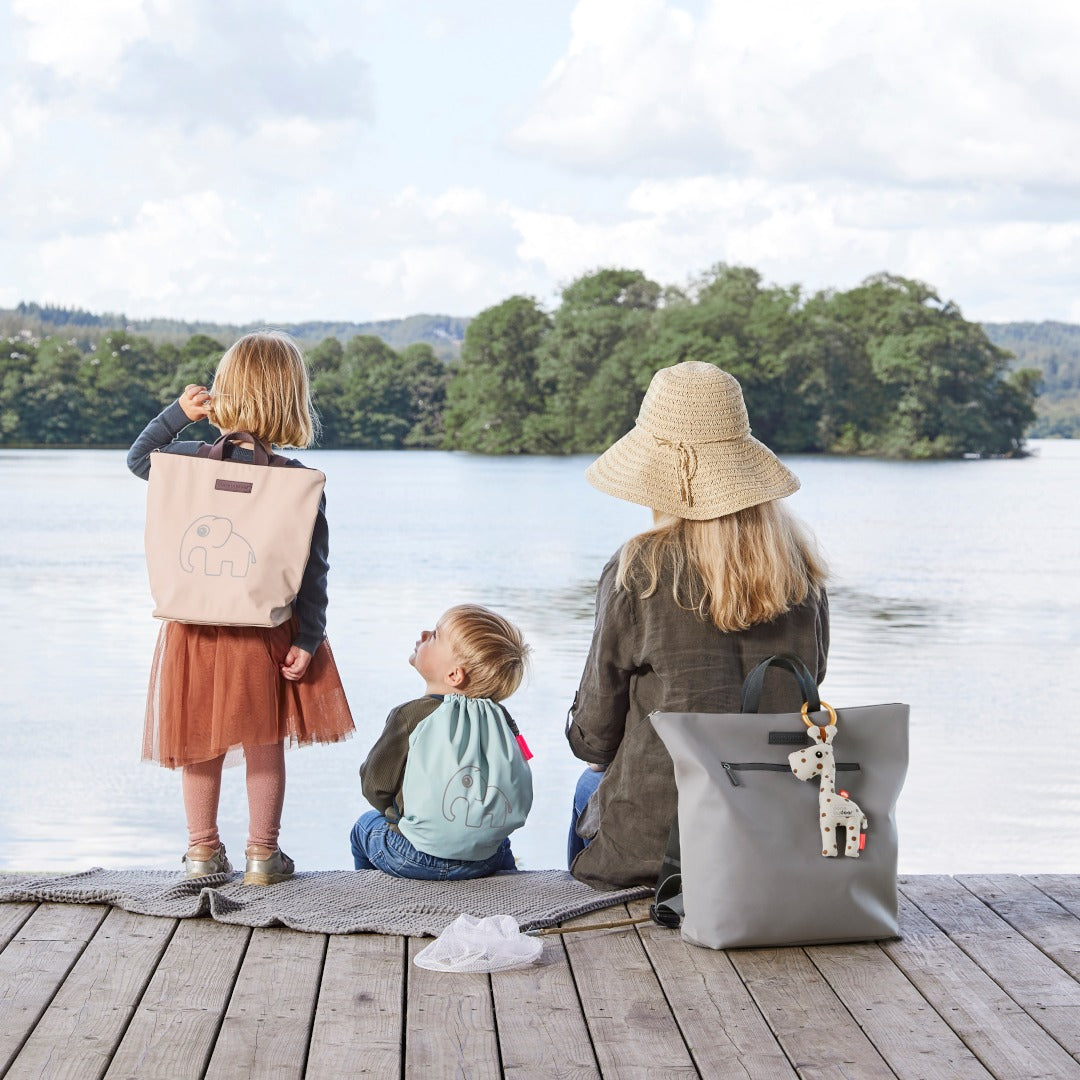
[208,330,319,448]
[441,604,530,702]
[616,501,826,633]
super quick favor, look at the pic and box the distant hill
[983,321,1080,437]
[0,302,469,362]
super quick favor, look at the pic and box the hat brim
[585,425,799,520]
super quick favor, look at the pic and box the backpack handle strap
[740,653,821,714]
[199,431,278,467]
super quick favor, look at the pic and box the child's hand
[180,384,212,422]
[281,646,313,681]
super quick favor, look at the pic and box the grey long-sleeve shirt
[127,401,330,654]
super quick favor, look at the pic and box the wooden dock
[1,874,1079,1078]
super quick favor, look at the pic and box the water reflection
[828,586,943,630]
[2,442,1079,875]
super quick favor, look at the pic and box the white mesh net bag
[413,913,543,973]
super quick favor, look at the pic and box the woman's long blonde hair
[616,500,826,632]
[208,330,319,448]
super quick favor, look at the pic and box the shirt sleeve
[565,555,637,766]
[360,702,425,817]
[126,400,202,479]
[290,481,329,655]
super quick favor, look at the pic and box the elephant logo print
[180,515,256,578]
[442,767,512,830]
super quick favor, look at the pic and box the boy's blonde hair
[441,604,530,702]
[617,500,826,633]
[208,330,319,448]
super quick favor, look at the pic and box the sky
[1,0,1078,326]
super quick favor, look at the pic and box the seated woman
[566,361,829,889]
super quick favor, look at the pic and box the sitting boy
[350,604,533,879]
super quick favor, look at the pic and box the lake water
[1,441,1078,875]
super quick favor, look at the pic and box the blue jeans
[568,767,603,867]
[349,810,517,880]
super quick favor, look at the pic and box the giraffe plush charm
[788,703,869,858]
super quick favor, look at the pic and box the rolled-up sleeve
[566,557,638,766]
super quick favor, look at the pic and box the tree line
[982,320,1080,438]
[1,265,1040,458]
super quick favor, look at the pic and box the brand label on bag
[215,479,253,493]
[769,731,812,745]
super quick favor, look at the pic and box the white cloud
[509,175,1080,320]
[33,192,246,311]
[3,0,1077,324]
[12,0,149,83]
[513,0,1080,187]
[13,0,372,134]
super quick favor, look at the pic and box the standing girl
[128,330,354,884]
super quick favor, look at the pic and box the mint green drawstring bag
[399,695,533,861]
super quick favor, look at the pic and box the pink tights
[182,742,286,851]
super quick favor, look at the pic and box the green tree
[399,343,449,448]
[19,338,86,444]
[530,269,661,451]
[0,337,38,441]
[443,296,551,454]
[340,335,412,448]
[308,337,347,447]
[828,275,1038,456]
[79,332,162,444]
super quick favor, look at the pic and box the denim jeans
[349,810,517,880]
[567,767,603,867]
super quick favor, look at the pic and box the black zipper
[721,761,861,787]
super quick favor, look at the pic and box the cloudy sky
[2,0,1078,325]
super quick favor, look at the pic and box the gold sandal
[243,847,295,886]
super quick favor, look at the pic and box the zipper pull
[722,762,741,787]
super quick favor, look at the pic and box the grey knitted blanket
[0,868,650,937]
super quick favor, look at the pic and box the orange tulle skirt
[143,618,355,769]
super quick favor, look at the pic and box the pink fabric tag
[516,734,534,761]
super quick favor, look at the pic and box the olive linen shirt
[566,552,829,890]
[361,695,523,832]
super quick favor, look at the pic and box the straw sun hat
[585,361,800,520]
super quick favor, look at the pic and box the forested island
[0,265,1061,458]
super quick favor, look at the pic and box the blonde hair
[208,330,319,448]
[441,604,530,702]
[616,501,826,632]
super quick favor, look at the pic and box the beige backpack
[144,432,325,627]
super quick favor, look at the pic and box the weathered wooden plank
[902,875,1080,1058]
[6,908,175,1080]
[203,926,326,1080]
[105,918,251,1080]
[730,945,896,1079]
[0,903,109,1074]
[627,898,796,1078]
[306,933,404,1080]
[961,874,1080,981]
[0,904,36,951]
[404,936,500,1080]
[805,941,992,1079]
[885,892,1080,1079]
[1030,875,1080,920]
[563,904,697,1077]
[490,932,600,1079]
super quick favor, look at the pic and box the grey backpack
[650,654,909,949]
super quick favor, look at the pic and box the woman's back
[567,553,828,889]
